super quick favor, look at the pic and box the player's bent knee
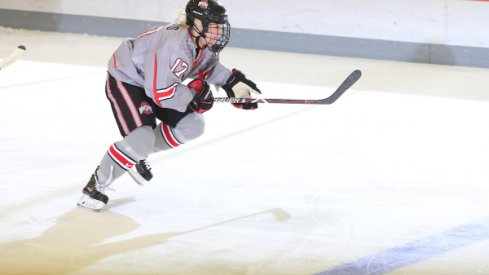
[153,113,205,152]
[116,126,155,159]
[176,112,205,141]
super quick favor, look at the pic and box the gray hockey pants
[95,112,205,186]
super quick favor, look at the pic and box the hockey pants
[95,112,205,186]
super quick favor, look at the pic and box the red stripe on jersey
[108,144,136,169]
[155,84,178,102]
[197,68,213,80]
[152,54,178,106]
[113,54,117,69]
[152,54,161,107]
[152,54,163,107]
[161,123,181,148]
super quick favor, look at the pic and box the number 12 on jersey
[170,58,189,78]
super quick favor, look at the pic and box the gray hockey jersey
[108,24,232,112]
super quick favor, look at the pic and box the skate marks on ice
[316,216,489,275]
[0,204,290,274]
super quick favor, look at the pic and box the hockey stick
[214,69,361,105]
[0,45,27,71]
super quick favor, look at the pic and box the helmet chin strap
[192,25,209,51]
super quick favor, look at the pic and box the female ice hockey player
[78,0,261,210]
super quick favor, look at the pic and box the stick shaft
[215,70,362,105]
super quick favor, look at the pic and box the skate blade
[128,168,149,186]
[77,194,106,211]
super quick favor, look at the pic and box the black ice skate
[128,159,153,185]
[78,168,109,211]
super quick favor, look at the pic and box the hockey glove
[188,79,214,113]
[222,69,261,110]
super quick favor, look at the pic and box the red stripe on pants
[161,123,181,148]
[108,144,136,169]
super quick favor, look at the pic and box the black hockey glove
[221,69,261,110]
[188,79,214,113]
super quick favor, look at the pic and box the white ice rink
[1,28,489,275]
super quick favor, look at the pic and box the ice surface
[1,29,489,275]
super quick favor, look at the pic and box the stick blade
[0,45,27,70]
[316,69,362,104]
